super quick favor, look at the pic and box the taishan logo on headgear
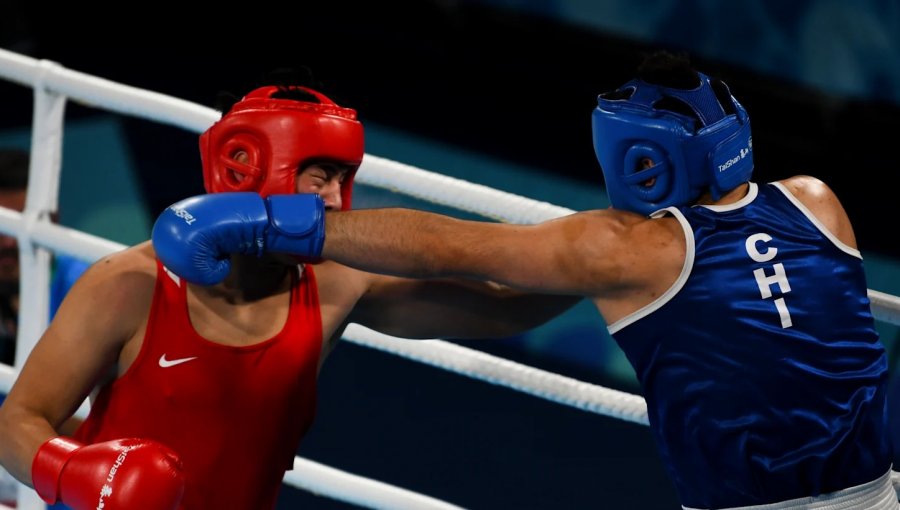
[717,136,753,173]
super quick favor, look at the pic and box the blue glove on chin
[151,192,325,285]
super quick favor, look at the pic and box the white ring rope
[1,47,899,507]
[285,457,465,510]
[357,154,575,224]
[343,324,649,425]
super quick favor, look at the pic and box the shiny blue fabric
[612,183,891,508]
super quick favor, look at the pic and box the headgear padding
[592,72,753,216]
[200,86,364,210]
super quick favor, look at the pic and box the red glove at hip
[32,436,185,510]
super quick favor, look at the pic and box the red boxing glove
[31,437,185,510]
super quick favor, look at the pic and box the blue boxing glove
[151,192,325,285]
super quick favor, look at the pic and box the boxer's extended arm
[323,207,658,296]
[0,244,155,488]
[347,271,583,339]
[150,192,672,296]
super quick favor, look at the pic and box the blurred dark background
[1,1,899,508]
[2,1,899,260]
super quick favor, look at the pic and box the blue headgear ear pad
[592,72,753,216]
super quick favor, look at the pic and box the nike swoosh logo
[158,354,199,368]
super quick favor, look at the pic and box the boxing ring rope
[2,47,900,508]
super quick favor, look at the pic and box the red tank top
[75,261,322,510]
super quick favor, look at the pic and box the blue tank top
[609,182,891,508]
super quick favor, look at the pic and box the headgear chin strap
[592,72,753,216]
[200,85,364,210]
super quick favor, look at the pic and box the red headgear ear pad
[211,135,267,191]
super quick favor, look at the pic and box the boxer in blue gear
[154,52,900,509]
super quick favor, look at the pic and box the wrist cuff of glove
[32,436,82,504]
[265,194,326,257]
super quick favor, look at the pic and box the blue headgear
[591,72,753,216]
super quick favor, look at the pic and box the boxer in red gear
[0,76,579,509]
[72,258,320,509]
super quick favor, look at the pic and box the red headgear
[200,85,364,210]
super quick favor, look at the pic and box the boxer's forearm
[323,208,500,279]
[0,410,56,486]
[323,207,611,296]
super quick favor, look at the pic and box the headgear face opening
[200,86,364,210]
[591,72,753,216]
